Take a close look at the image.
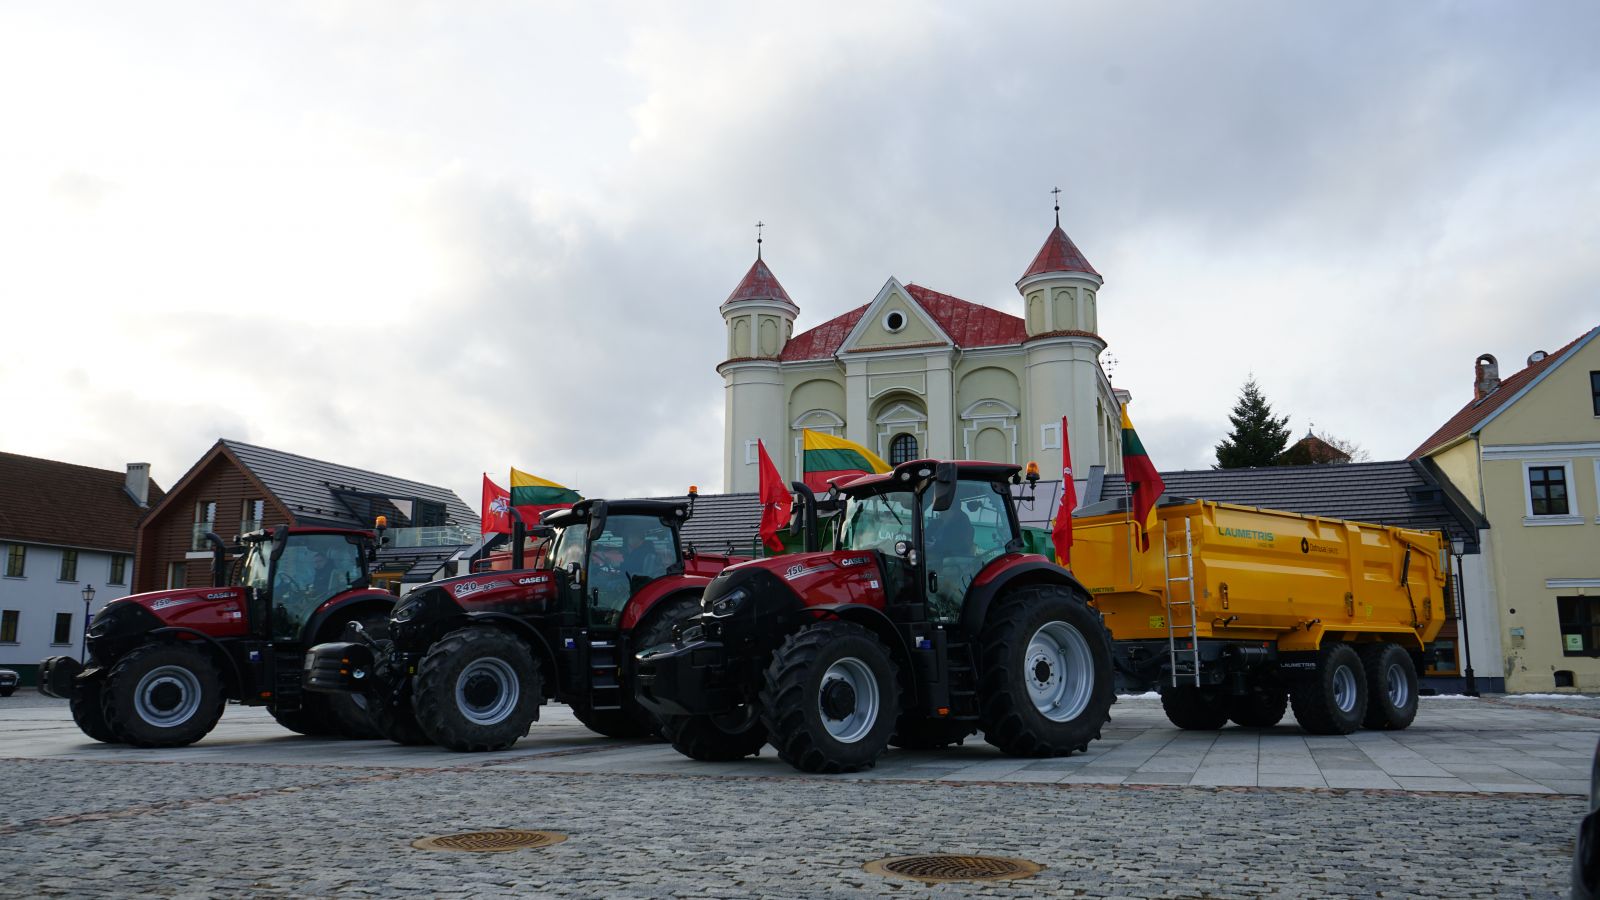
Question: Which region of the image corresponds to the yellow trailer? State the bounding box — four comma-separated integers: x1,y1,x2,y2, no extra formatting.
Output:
1071,498,1448,735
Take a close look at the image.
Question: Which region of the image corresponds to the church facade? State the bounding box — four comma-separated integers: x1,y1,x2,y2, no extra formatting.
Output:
719,219,1127,493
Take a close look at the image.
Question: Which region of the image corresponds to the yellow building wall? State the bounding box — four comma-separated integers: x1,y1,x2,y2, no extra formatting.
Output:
1431,440,1483,513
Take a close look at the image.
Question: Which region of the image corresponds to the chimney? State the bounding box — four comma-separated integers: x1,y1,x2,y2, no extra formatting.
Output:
125,463,151,508
1473,354,1500,402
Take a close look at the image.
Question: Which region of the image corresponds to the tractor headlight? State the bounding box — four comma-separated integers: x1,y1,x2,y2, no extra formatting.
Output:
706,588,748,617
391,597,423,624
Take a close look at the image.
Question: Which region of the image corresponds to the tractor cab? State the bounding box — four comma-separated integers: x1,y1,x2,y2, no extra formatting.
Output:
542,499,688,629
236,526,376,642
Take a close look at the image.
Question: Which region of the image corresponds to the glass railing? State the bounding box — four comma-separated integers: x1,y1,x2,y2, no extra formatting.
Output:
384,525,475,548
190,523,218,552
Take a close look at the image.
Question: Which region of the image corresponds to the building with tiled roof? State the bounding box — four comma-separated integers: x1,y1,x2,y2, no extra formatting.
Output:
0,452,165,685
719,213,1127,492
1408,325,1600,694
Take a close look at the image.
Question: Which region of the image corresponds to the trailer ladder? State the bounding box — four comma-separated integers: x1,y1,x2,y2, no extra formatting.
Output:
1162,518,1201,687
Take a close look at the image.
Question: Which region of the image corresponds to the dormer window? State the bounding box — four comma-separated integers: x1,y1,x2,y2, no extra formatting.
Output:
883,311,906,333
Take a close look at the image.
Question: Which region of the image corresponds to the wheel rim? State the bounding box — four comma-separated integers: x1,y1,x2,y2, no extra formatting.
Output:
1332,664,1358,713
817,657,879,744
1386,662,1409,708
134,665,202,728
1025,621,1095,722
455,657,519,726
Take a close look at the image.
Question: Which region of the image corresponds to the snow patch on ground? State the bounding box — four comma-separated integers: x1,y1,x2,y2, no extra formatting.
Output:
1119,691,1162,700
1513,693,1600,701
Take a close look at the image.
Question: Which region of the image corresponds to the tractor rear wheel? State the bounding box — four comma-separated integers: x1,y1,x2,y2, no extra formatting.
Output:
628,593,713,742
321,612,391,740
1361,643,1419,730
890,715,977,750
1160,685,1230,730
571,704,651,739
101,643,226,747
70,676,118,743
1290,642,1368,735
661,706,768,761
978,585,1114,757
760,621,900,773
1229,683,1288,728
269,697,340,737
414,626,542,752
369,694,431,745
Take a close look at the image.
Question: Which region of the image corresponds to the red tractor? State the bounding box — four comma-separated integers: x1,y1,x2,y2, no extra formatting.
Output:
305,494,740,751
39,525,396,747
636,459,1117,774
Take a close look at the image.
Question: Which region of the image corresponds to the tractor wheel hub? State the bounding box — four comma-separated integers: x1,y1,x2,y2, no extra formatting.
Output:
820,678,858,720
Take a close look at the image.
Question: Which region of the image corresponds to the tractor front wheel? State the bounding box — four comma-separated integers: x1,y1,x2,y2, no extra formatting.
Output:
414,626,542,752
101,643,226,747
978,586,1114,757
760,621,900,773
661,706,768,761
70,676,118,743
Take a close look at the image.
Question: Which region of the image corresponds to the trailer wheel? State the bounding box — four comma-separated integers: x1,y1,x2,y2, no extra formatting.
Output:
1160,685,1230,730
101,643,226,747
890,715,977,750
978,585,1114,757
70,676,118,743
760,621,900,773
1229,684,1288,728
661,706,768,761
1289,642,1368,735
414,626,542,752
1361,643,1419,730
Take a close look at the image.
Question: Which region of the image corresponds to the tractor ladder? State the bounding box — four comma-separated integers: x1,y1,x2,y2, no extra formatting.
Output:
1162,517,1201,687
586,638,623,711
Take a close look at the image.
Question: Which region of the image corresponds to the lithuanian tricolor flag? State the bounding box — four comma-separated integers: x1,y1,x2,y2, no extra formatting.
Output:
509,468,582,523
1119,406,1165,551
801,430,891,492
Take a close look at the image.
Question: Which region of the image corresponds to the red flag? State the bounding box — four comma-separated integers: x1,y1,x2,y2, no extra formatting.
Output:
756,440,792,553
1051,416,1076,566
481,474,512,536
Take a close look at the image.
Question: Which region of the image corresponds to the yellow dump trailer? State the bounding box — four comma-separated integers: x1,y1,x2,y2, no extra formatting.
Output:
1072,499,1448,735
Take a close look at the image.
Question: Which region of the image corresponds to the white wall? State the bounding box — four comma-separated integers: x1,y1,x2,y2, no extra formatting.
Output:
0,541,133,678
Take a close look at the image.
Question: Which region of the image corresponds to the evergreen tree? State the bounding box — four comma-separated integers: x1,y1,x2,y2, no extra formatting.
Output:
1215,377,1292,468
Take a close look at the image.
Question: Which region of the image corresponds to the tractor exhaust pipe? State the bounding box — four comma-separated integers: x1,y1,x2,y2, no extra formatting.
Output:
790,482,820,552
204,531,228,587
508,507,527,570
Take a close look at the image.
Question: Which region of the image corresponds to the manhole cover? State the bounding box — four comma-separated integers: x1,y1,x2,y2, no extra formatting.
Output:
864,854,1043,883
411,830,568,852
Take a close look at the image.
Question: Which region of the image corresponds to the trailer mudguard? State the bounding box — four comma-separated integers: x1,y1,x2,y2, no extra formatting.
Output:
959,555,1094,636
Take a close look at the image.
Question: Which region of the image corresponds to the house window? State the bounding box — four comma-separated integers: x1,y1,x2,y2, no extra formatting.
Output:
1558,596,1600,657
1527,465,1570,517
4,545,23,578
889,433,919,465
167,562,187,589
59,549,78,582
53,612,72,645
241,499,265,535
0,610,17,643
1591,371,1599,416
109,554,127,585
193,500,218,551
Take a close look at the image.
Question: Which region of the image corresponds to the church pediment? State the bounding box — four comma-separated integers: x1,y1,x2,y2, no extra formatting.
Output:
836,278,955,356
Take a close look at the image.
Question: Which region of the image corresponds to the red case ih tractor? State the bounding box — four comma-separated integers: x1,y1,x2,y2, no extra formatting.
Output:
305,495,740,751
636,459,1117,774
38,525,396,747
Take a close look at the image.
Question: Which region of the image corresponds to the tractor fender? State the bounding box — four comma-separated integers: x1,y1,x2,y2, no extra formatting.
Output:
148,626,247,699
806,603,919,698
463,611,559,696
619,575,711,631
303,591,398,645
959,556,1094,636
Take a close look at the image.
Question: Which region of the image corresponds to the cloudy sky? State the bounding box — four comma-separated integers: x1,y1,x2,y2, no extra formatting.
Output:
3,1,1597,513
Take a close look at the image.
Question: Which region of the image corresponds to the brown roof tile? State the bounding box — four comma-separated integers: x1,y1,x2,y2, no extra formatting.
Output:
0,452,165,552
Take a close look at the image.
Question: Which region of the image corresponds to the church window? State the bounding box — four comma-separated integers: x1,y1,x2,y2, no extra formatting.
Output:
889,433,919,465
883,311,906,333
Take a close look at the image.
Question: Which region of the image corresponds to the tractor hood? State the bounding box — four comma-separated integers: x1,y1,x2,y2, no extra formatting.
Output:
701,550,886,618
394,569,559,621
88,586,249,645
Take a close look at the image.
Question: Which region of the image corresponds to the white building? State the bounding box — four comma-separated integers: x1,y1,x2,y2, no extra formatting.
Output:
720,215,1127,492
0,453,159,685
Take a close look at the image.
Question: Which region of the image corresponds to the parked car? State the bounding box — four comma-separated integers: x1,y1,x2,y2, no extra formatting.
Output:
0,668,18,697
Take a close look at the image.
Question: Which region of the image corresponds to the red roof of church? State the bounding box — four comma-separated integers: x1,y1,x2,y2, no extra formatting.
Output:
1409,326,1598,458
723,258,794,306
1019,225,1099,282
779,284,1029,361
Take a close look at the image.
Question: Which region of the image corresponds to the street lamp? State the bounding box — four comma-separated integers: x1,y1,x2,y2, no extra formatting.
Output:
80,584,95,664
1449,537,1479,697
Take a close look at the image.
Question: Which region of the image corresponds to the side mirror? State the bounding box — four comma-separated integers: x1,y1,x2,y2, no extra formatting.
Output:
588,501,608,544
930,462,958,513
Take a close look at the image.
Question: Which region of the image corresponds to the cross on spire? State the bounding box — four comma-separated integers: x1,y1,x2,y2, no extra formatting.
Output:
756,220,765,260
1051,187,1061,226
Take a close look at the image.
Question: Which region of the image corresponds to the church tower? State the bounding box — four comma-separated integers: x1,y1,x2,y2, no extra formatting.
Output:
718,243,798,493
1017,205,1113,470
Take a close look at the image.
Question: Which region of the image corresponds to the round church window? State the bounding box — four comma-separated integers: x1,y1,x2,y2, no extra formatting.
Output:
884,311,906,332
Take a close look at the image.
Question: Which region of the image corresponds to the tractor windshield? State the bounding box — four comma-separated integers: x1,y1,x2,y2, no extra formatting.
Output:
838,491,915,554
269,534,364,641
588,514,676,627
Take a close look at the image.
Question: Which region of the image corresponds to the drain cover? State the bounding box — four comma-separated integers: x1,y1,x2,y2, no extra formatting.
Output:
864,854,1043,883
411,830,568,852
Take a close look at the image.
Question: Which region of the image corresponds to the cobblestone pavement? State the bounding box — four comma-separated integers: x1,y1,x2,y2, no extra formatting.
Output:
0,692,1590,897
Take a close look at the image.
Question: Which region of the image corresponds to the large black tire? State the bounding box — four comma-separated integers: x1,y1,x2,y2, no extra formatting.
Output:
101,643,226,748
369,694,431,746
571,703,652,739
414,626,542,752
1361,643,1419,731
660,706,768,761
321,613,391,740
0,687,14,697
1229,683,1288,728
70,677,118,743
268,696,340,737
1290,642,1368,735
1161,684,1231,730
978,585,1115,757
890,715,977,750
760,621,900,774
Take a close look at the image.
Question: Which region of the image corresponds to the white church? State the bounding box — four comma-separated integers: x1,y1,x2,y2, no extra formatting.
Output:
719,214,1128,493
